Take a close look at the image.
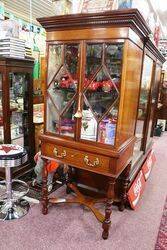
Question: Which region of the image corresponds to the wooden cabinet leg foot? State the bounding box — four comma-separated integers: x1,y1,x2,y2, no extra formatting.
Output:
102,179,115,239
118,203,125,212
42,159,49,215
102,199,112,239
66,186,72,194
119,163,131,212
42,204,48,215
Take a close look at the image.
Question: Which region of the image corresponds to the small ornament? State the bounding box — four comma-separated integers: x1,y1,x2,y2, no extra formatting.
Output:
102,80,113,92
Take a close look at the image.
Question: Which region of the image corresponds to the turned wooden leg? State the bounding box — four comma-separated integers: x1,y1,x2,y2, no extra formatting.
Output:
42,159,49,215
102,179,115,240
119,163,131,212
66,165,75,194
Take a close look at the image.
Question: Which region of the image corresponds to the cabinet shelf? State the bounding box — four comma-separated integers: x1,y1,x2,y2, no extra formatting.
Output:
53,87,76,93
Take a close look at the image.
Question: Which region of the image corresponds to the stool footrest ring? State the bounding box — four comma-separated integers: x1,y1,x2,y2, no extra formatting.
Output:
0,179,29,202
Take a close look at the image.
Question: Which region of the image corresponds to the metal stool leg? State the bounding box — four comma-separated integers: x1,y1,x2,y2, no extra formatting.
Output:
0,164,30,221
6,166,12,203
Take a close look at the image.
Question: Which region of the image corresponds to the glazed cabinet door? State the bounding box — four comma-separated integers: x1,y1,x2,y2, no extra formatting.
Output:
80,42,123,146
134,54,154,154
9,72,31,149
149,64,162,137
46,43,80,138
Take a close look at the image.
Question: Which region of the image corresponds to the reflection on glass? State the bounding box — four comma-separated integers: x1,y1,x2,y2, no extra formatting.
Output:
48,66,77,113
84,44,102,87
46,99,59,134
47,99,76,137
98,103,118,145
146,65,161,145
53,66,78,91
48,82,74,113
10,73,29,147
85,68,119,119
65,44,79,80
47,44,63,85
46,43,79,138
134,55,153,154
106,44,123,85
60,101,76,137
0,74,3,143
81,42,122,144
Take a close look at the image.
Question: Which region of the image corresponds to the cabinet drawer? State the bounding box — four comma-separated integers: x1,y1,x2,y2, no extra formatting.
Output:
42,143,111,176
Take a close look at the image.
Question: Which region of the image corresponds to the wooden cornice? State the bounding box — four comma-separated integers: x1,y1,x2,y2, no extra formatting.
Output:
145,40,166,64
37,8,151,39
37,8,165,63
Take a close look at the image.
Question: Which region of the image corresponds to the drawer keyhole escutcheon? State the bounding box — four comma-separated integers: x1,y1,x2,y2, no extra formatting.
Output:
84,155,100,167
53,148,67,159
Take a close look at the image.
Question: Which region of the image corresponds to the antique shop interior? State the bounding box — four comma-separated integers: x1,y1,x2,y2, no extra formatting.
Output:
0,0,167,249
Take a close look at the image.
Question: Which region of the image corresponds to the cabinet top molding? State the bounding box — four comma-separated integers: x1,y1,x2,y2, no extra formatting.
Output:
37,8,151,38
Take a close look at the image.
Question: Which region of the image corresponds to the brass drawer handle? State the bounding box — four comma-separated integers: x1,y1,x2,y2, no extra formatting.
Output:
84,155,100,167
53,148,67,159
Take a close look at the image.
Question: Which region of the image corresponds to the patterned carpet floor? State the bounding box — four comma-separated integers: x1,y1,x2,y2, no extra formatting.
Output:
0,134,167,250
155,196,167,249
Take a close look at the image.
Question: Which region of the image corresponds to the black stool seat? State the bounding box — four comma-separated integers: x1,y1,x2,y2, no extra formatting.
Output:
0,144,27,168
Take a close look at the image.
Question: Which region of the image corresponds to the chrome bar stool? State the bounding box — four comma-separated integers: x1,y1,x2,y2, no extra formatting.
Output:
0,144,29,220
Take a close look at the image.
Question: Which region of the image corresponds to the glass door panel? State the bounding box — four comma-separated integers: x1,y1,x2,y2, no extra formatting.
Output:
81,102,97,142
147,64,161,143
47,44,63,85
9,73,29,147
47,98,59,133
133,55,153,160
0,74,3,143
60,100,76,137
84,44,103,88
98,101,119,145
46,43,79,137
81,43,123,145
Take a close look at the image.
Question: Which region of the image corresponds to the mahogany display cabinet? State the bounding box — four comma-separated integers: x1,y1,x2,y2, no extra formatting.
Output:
0,57,35,179
38,9,165,239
